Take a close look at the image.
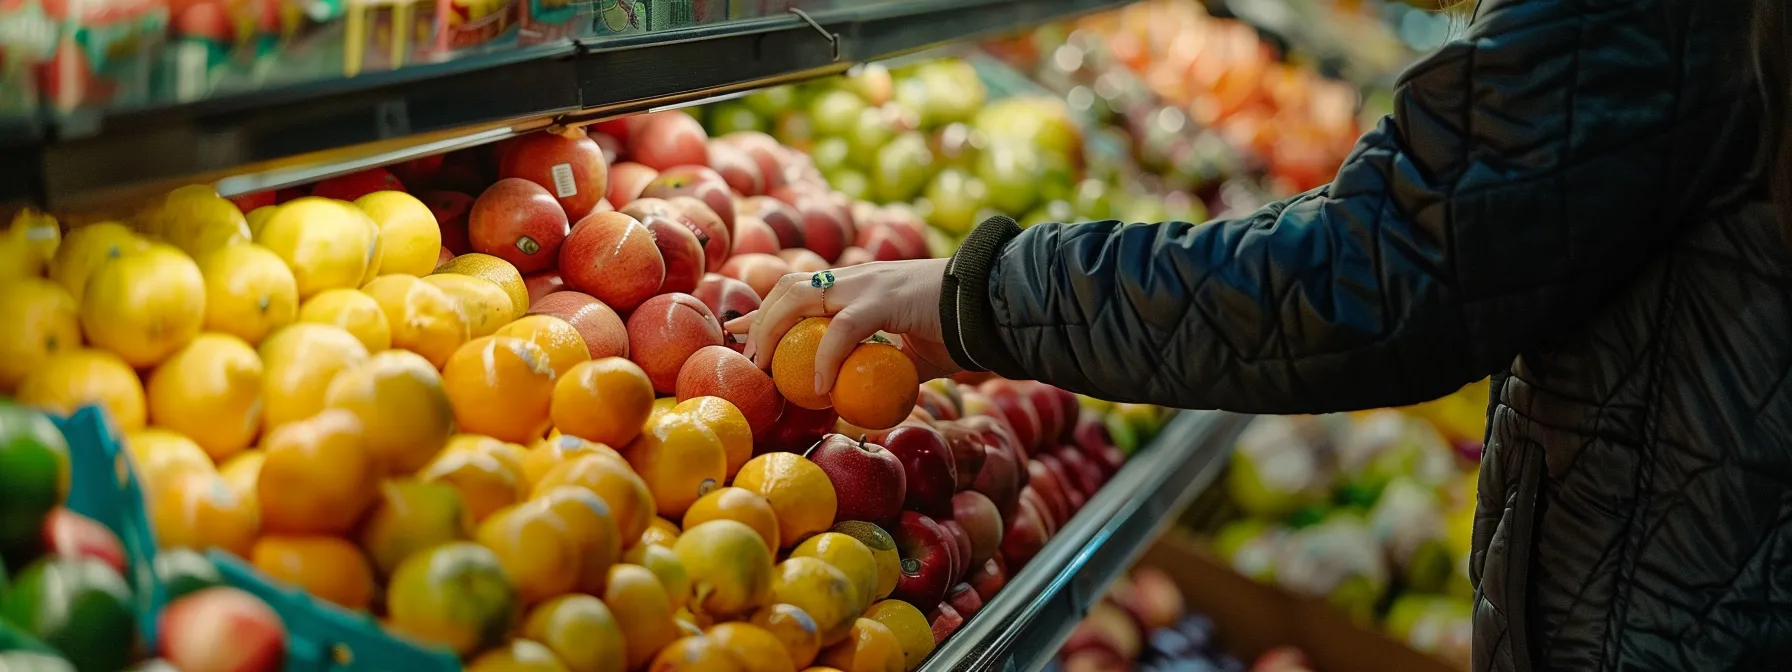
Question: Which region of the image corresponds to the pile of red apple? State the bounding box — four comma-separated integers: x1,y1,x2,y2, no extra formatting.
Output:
793,375,1130,642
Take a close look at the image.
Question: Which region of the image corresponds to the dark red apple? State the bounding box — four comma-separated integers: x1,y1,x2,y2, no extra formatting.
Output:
1054,445,1106,499
807,434,906,527
627,293,724,394
950,490,1003,568
425,190,475,256
758,403,838,455
1001,496,1051,569
732,215,781,256
640,213,705,295
970,427,1022,520
1019,382,1067,449
605,161,658,209
836,246,874,267
777,248,829,273
708,140,765,196
523,272,565,305
641,165,735,233
630,111,709,171
498,128,609,219
1073,410,1123,477
560,211,664,312
741,195,804,249
978,381,1042,455
310,166,403,201
891,511,954,609
1019,487,1059,536
880,207,929,259
927,603,965,644
1035,454,1083,512
945,582,983,619
226,190,275,213
717,131,789,193
917,387,958,424
41,508,126,574
940,519,970,580
470,178,570,274
692,273,762,335
932,421,986,491
794,193,852,262
968,558,1007,602
1051,387,1080,443
720,252,792,299
881,425,956,519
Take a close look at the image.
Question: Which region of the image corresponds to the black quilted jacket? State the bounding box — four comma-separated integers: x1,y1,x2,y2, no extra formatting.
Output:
940,0,1791,669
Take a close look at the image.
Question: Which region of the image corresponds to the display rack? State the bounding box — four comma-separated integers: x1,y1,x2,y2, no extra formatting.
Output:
923,410,1254,672
0,0,1128,211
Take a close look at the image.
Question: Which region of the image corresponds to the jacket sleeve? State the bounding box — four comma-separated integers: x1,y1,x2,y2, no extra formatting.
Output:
939,0,1759,413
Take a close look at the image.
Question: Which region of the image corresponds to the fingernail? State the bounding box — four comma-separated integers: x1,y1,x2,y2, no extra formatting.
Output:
813,372,825,396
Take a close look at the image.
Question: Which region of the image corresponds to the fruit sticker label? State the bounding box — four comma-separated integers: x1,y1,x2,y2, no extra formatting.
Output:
551,163,578,198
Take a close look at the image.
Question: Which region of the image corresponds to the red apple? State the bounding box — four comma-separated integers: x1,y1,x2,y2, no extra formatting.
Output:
676,345,786,438
693,273,761,332
792,192,852,262
1051,387,1080,443
630,111,709,170
758,403,838,455
1028,458,1076,521
1054,445,1106,499
927,603,965,644
807,433,906,527
932,421,986,492
720,253,792,299
732,215,781,256
1035,454,1083,512
560,211,664,312
1063,602,1143,661
1019,382,1067,449
389,154,444,190
1019,487,1059,536
708,141,765,196
668,197,733,272
640,213,706,295
1073,410,1123,476
523,272,565,305
891,511,954,609
863,227,908,262
778,248,829,273
950,490,1003,568
970,426,1022,520
626,292,723,394
593,118,631,149
880,207,929,259
1001,496,1050,569
590,132,622,165
978,381,1042,456
424,190,475,255
940,519,970,580
741,195,804,249
641,165,736,233
310,167,403,201
41,508,126,574
159,587,288,672
470,178,570,273
717,131,789,192
882,425,956,519
836,246,874,267
499,128,609,219
606,162,658,208
916,387,958,423
527,291,629,358
968,558,1007,602
945,582,983,619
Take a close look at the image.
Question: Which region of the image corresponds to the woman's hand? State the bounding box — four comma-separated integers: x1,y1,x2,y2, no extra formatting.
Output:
724,258,962,396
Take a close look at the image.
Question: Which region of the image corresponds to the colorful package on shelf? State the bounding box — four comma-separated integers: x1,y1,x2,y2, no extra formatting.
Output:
432,0,517,55
30,0,170,112
342,0,433,75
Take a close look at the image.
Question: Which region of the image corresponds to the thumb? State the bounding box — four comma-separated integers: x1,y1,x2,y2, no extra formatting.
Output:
812,308,882,396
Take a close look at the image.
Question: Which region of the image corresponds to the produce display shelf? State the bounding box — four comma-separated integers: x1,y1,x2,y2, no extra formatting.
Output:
923,410,1254,672
2,0,1130,212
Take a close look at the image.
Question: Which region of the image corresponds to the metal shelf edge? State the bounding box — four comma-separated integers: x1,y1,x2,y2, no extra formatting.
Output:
921,410,1254,672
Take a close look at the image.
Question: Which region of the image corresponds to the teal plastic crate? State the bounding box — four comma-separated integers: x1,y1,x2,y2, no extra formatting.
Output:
54,405,460,672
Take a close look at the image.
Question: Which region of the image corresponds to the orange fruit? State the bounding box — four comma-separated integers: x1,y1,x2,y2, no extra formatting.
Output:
80,243,206,368
199,238,296,347
683,487,779,555
323,349,455,474
435,252,530,318
359,479,473,578
258,323,370,432
750,605,823,670
645,396,679,428
771,317,832,411
533,453,654,544
522,594,626,672
828,343,917,431
475,497,583,604
125,428,215,493
419,434,527,523
535,485,623,594
626,413,727,518
672,397,753,479
650,635,747,672
552,358,654,448
497,315,591,376
18,349,146,430
251,535,377,610
639,543,691,611
444,336,558,444
732,453,838,549
624,516,683,564
149,469,257,558
789,533,879,615
257,409,379,535
816,618,902,672
861,601,933,670
0,278,81,392
145,333,263,462
673,520,775,621
387,541,517,656
360,274,469,369
771,558,860,646
604,563,679,671
706,622,797,672
217,449,263,501
522,434,621,493
466,640,570,672
297,288,391,353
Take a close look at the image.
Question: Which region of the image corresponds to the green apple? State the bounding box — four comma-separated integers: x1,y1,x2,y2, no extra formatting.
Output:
1072,178,1114,221
810,136,851,176
843,63,894,106
871,131,933,204
1021,200,1076,228
808,89,867,138
827,169,871,202
845,107,897,170
975,142,1041,215
923,167,989,235
706,100,764,136
924,226,961,259
743,85,799,118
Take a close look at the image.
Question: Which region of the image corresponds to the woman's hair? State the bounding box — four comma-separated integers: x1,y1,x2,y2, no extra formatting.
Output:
1755,0,1792,244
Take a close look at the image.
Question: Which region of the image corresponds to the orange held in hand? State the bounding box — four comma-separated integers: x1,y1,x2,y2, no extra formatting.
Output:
551,357,655,447
829,342,917,431
257,409,379,535
772,317,833,411
251,535,377,610
444,335,559,444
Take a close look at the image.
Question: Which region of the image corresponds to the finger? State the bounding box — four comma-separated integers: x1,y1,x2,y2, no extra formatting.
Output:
749,275,827,370
724,311,758,334
813,308,883,396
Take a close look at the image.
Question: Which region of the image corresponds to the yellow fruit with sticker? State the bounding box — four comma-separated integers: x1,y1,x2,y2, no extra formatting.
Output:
0,278,81,391
257,323,369,432
360,274,470,369
18,349,146,430
51,222,147,302
323,349,455,473
256,197,375,298
80,243,206,368
200,243,298,346
426,273,515,336
0,208,61,282
626,412,727,519
355,191,441,277
298,288,391,353
145,333,263,462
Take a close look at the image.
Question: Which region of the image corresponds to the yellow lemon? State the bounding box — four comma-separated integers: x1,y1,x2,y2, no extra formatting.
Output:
827,522,899,602
257,323,370,432
424,273,514,337
0,208,61,282
355,191,441,277
18,349,146,430
355,208,385,286
146,333,264,462
361,274,470,369
123,427,215,493
522,594,627,672
218,449,264,500
164,195,250,259
80,243,206,368
246,205,278,239
0,278,81,391
51,222,147,302
298,288,392,353
200,243,298,346
673,519,775,622
625,412,727,519
861,601,934,670
434,252,528,316
790,533,879,617
771,557,860,646
256,197,374,298
323,349,455,474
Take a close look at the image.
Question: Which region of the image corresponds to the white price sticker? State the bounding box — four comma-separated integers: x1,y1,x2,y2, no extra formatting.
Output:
551,163,578,198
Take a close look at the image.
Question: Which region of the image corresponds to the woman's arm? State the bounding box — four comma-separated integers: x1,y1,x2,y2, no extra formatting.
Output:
942,0,1759,413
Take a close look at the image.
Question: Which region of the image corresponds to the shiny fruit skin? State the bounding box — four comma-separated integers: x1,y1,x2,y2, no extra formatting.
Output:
674,345,784,440
671,396,754,479
256,197,375,298
628,293,724,395
772,557,861,646
355,191,443,277
551,357,654,448
605,563,680,671
475,498,583,605
419,435,527,523
522,594,626,672
250,535,377,610
626,412,727,518
297,288,391,353
827,522,899,602
528,291,629,359
425,272,517,337
707,622,797,672
125,427,214,491
497,314,591,377
80,243,206,368
683,487,780,555
533,453,655,544
771,318,832,410
18,349,146,430
443,336,559,444
360,274,469,369
323,349,454,474
386,542,518,656
749,604,822,670
257,323,369,432
861,600,934,670
150,470,257,558
434,252,532,319
535,485,623,594
0,279,81,392
650,635,748,672
51,222,146,303
521,434,621,493
817,618,903,672
467,639,572,672
732,453,838,550
673,520,776,621
198,243,298,346
559,212,664,313
790,533,879,616
146,333,263,462
256,409,379,535
830,344,918,431
500,129,611,222
358,478,472,578
157,586,287,672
